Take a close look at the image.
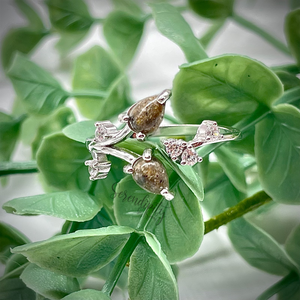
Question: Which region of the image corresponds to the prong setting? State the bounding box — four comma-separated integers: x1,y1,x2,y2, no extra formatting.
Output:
156,89,172,104
118,112,129,123
123,165,133,174
142,149,152,162
161,188,174,201
136,132,146,141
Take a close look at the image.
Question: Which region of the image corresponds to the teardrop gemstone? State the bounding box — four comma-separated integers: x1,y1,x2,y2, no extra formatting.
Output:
132,157,169,194
127,95,165,135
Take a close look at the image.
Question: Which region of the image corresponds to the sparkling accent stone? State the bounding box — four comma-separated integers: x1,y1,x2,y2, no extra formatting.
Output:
164,139,186,160
181,148,202,166
85,152,111,180
127,95,165,135
195,120,221,142
132,157,169,194
94,121,118,142
95,124,107,142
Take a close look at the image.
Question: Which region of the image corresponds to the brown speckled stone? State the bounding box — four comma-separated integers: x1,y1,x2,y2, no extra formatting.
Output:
128,95,165,134
132,157,169,194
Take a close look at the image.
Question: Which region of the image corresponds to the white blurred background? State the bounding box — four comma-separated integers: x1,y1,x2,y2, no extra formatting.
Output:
1,0,300,299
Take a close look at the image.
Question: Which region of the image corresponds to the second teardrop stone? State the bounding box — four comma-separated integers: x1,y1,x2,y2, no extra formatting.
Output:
128,95,165,135
132,157,169,195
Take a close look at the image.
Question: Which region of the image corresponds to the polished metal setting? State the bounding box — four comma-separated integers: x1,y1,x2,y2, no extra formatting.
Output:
85,89,240,200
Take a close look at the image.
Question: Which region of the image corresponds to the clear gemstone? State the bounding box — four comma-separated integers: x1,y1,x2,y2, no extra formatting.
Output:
88,165,98,177
164,139,186,160
95,124,107,142
195,120,220,141
181,148,200,166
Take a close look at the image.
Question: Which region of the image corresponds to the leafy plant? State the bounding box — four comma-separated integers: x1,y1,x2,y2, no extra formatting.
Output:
1,0,300,299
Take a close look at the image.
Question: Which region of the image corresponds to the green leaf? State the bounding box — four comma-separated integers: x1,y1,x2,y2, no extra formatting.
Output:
55,30,89,56
276,71,300,91
36,133,90,191
285,224,300,270
97,75,132,120
114,175,204,263
149,2,208,62
20,116,44,145
0,277,36,300
64,207,114,234
72,45,120,119
31,106,76,157
227,127,255,155
255,104,300,204
93,156,126,209
62,120,95,143
257,271,300,300
129,234,178,300
7,54,69,115
228,217,296,276
290,0,300,9
285,9,300,67
46,0,94,32
214,147,247,192
172,55,283,124
92,258,128,290
202,163,245,216
0,222,30,263
21,264,80,300
112,0,144,18
15,0,45,30
199,19,226,49
103,10,144,67
3,190,102,222
188,0,234,19
0,112,23,162
5,253,28,274
1,28,45,69
12,226,134,277
277,273,300,300
61,289,111,300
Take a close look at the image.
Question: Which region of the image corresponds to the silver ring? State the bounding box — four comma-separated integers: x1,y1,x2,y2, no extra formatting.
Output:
85,91,240,199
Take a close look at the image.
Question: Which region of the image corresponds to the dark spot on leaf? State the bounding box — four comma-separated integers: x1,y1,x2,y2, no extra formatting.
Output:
57,256,60,259
248,75,250,77
215,64,218,67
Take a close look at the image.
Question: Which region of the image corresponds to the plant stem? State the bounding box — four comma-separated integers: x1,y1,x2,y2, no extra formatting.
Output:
256,271,298,300
102,232,141,295
204,190,272,234
231,13,291,56
0,161,38,177
87,180,97,195
69,90,109,99
199,19,226,49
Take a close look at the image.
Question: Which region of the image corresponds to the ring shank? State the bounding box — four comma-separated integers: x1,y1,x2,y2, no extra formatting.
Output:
150,125,241,141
